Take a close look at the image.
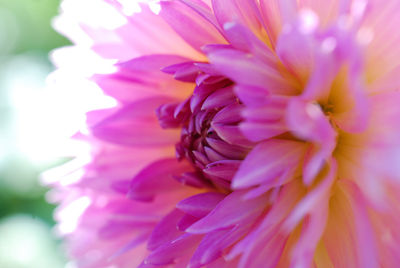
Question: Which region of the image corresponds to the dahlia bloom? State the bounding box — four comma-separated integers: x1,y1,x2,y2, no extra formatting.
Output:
45,0,400,267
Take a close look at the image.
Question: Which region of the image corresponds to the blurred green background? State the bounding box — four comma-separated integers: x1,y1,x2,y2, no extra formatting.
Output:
0,0,70,267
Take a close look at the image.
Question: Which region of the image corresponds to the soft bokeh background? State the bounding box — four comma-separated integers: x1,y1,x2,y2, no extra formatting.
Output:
0,0,70,267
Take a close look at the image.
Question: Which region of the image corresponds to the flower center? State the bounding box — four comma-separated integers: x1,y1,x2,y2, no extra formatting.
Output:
157,80,251,189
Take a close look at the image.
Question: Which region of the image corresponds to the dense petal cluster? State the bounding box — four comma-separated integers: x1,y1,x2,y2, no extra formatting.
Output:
46,0,400,267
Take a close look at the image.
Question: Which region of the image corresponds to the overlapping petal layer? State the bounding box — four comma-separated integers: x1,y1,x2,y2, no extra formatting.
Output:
47,0,400,267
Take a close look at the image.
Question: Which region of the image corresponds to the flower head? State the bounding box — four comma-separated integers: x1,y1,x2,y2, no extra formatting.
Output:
46,0,400,267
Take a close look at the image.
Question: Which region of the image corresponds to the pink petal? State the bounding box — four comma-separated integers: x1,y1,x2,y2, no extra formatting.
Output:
238,231,287,268
338,180,379,268
201,86,236,110
177,214,200,231
128,158,191,202
176,192,226,218
228,180,305,267
239,121,287,142
189,225,249,267
203,160,242,181
259,0,284,46
203,146,226,162
174,171,213,188
212,0,261,32
179,0,222,33
234,84,270,107
290,197,329,268
241,96,288,121
205,138,248,159
207,48,296,95
162,61,200,82
283,158,336,231
222,22,275,64
95,54,190,103
232,139,307,189
186,190,268,234
55,1,202,61
145,234,202,265
147,209,185,251
322,178,378,267
275,10,317,84
212,103,242,125
286,98,337,184
212,124,254,147
160,0,226,52
91,97,181,147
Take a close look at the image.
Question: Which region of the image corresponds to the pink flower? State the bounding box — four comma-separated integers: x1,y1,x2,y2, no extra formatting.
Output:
46,0,400,267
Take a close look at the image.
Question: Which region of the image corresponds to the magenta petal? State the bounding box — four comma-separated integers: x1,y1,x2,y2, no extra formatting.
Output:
147,209,185,251
238,231,287,268
241,96,288,120
190,84,217,112
302,144,331,185
145,234,201,265
98,219,150,240
160,0,225,52
162,61,200,82
234,84,270,107
212,123,254,147
286,98,337,183
222,22,275,64
284,158,337,231
232,139,307,189
286,98,335,142
189,225,249,267
49,0,400,266
156,102,187,129
189,230,227,267
128,158,191,201
109,232,152,261
239,121,287,142
177,192,226,218
212,0,261,31
91,97,180,147
203,146,226,162
243,184,277,200
174,172,212,188
238,92,289,141
290,199,329,268
275,12,316,83
179,0,223,33
201,86,236,110
177,214,200,231
228,180,304,267
194,61,224,76
138,262,158,268
206,138,248,159
192,150,209,166
339,180,379,268
258,0,284,46
186,190,268,234
118,54,189,73
212,103,242,125
207,48,295,94
95,54,189,103
203,160,242,181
